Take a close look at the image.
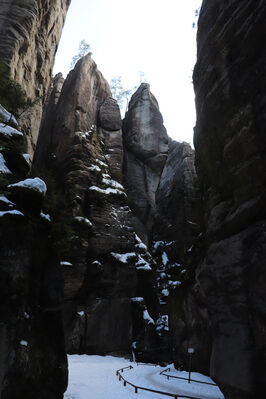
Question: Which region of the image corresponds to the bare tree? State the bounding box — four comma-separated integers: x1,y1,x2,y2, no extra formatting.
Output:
70,40,92,69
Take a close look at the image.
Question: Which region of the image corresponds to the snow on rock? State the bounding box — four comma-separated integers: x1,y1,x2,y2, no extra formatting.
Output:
40,212,51,222
0,153,12,174
88,165,101,172
156,315,169,333
143,309,155,325
74,216,92,227
77,311,84,317
92,260,102,267
0,104,18,125
89,185,126,197
60,261,73,266
0,123,23,137
102,177,124,190
135,242,147,251
96,158,108,168
8,177,47,195
20,340,28,347
130,297,144,303
111,252,136,264
0,210,24,217
136,256,152,271
24,312,30,319
162,252,169,266
0,195,15,208
161,288,169,297
187,245,194,253
169,280,181,288
153,240,164,249
22,154,31,164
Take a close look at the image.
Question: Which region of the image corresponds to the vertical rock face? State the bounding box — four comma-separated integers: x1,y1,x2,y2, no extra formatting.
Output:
153,140,210,373
0,115,67,399
0,0,71,155
194,1,266,397
123,83,169,243
34,56,154,356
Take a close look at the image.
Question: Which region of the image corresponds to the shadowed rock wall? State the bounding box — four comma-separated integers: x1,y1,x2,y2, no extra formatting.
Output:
0,0,71,156
194,1,266,397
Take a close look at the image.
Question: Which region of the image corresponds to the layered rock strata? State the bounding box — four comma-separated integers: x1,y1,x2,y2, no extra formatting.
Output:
0,0,71,156
194,1,266,397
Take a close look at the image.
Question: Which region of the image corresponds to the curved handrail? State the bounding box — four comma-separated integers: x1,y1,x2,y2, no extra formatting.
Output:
160,368,217,387
116,365,203,399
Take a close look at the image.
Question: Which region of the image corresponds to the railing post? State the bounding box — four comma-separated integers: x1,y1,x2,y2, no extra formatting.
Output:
119,375,121,381
124,381,126,387
135,386,138,393
167,375,169,380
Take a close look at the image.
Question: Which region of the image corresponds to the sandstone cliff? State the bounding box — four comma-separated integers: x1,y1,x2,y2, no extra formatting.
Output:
33,56,161,358
0,0,71,156
194,1,266,397
123,83,169,244
0,112,67,399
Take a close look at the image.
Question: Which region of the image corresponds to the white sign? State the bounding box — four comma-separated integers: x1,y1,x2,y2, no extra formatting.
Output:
188,348,194,354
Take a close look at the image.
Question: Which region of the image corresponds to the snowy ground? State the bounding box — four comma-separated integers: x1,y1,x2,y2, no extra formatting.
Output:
65,355,224,399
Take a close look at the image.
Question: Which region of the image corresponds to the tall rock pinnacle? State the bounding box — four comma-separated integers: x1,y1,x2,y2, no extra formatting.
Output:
123,83,169,243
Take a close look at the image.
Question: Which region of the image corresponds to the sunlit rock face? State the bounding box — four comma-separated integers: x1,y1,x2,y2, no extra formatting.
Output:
0,0,71,156
194,1,266,397
123,83,169,242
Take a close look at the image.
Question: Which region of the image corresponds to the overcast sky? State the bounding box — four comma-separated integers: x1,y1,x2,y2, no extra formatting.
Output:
53,0,202,145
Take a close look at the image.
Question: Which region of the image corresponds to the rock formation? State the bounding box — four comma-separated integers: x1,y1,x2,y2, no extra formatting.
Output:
123,83,169,244
193,1,266,397
0,0,71,156
33,56,161,359
152,140,210,373
0,115,67,399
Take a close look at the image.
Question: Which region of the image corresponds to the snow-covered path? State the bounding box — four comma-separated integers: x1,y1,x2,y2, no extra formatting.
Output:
64,355,224,399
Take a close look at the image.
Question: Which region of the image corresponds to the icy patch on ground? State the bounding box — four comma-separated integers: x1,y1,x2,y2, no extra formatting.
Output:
65,355,224,399
8,177,47,195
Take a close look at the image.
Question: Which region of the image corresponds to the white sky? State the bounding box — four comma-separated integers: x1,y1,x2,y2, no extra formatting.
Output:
53,0,202,145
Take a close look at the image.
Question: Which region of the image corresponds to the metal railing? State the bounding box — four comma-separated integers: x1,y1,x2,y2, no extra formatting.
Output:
116,365,203,399
160,368,217,387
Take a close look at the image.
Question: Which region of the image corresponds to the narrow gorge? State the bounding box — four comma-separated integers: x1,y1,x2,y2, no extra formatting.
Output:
0,1,265,399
